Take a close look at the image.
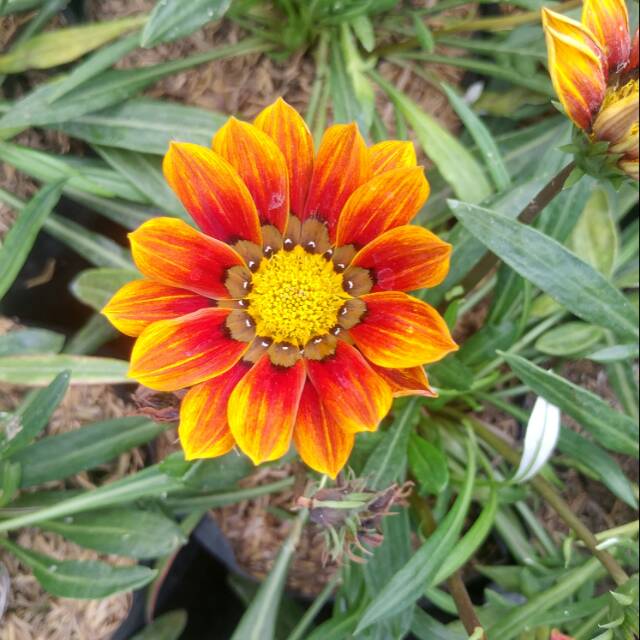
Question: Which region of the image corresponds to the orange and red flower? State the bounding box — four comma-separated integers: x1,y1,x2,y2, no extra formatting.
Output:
103,99,456,477
542,0,639,179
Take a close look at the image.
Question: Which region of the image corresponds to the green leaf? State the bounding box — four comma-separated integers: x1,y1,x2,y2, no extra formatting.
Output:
0,370,69,458
0,354,129,386
412,13,435,53
41,508,186,558
458,322,518,366
569,187,618,277
373,72,491,204
411,608,466,640
502,352,639,457
407,433,449,496
535,322,605,356
441,82,510,191
52,99,226,155
0,180,64,300
351,14,375,52
12,416,166,487
0,328,64,356
71,268,137,311
0,17,145,73
130,611,188,640
586,343,640,363
0,538,155,599
356,434,476,632
141,0,231,47
449,200,639,342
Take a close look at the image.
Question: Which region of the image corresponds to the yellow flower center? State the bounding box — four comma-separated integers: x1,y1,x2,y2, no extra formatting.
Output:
246,245,350,346
601,79,639,111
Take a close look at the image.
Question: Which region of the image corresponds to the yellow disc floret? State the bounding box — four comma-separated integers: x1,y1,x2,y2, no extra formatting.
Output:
246,245,350,346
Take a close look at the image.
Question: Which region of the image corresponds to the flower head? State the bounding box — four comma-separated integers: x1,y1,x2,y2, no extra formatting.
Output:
542,0,639,179
103,99,457,478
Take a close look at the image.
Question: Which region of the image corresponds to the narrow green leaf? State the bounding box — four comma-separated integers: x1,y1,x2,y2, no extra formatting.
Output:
408,433,449,496
0,0,47,16
356,435,476,632
0,328,64,356
411,608,466,640
0,180,63,300
412,13,435,53
587,343,640,363
502,352,638,457
0,354,129,386
441,82,510,191
0,370,69,458
0,16,145,73
449,200,638,341
0,538,155,599
374,72,491,203
71,268,137,312
130,611,188,640
41,508,186,558
535,322,604,356
351,14,375,51
12,416,165,487
141,0,231,47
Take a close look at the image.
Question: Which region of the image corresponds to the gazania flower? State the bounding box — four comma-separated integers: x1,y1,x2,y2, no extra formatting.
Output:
103,98,457,478
542,0,639,180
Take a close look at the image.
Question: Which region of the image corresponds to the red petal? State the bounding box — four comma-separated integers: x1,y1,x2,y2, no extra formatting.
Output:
129,308,248,391
213,117,289,233
163,142,261,244
179,362,250,459
294,381,354,478
335,168,430,248
306,341,392,433
254,98,314,218
129,217,244,298
351,225,451,292
370,363,437,398
628,28,639,70
302,123,370,240
582,0,630,72
350,292,458,368
228,355,305,464
369,140,417,174
103,279,210,337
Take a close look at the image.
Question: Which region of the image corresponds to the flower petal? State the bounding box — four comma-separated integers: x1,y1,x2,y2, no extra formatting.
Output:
542,8,606,130
103,279,210,337
306,341,392,433
129,308,248,391
369,140,417,174
351,225,451,292
628,28,639,70
228,355,305,464
350,292,458,368
254,98,314,217
129,217,244,299
370,363,437,398
303,123,370,239
294,381,354,478
179,361,250,460
163,142,261,244
212,117,289,233
335,168,430,248
582,0,630,72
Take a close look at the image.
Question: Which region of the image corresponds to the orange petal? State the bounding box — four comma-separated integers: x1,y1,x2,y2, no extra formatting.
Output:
302,123,370,240
350,292,458,368
163,142,261,244
178,361,250,460
582,0,630,72
228,355,305,465
129,217,244,299
335,167,430,248
254,98,314,218
129,308,248,391
370,363,437,398
369,140,417,174
213,117,289,233
351,225,451,292
103,280,210,337
306,341,392,433
293,381,354,478
627,28,639,70
542,8,606,130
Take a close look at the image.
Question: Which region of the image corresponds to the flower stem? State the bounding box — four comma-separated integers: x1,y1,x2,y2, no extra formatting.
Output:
461,160,576,294
458,413,630,587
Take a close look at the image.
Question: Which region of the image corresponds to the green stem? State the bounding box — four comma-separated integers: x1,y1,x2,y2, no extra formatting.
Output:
286,572,341,640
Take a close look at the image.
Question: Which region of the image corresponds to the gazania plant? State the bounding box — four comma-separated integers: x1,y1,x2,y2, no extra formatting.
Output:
103,99,457,478
0,1,637,639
